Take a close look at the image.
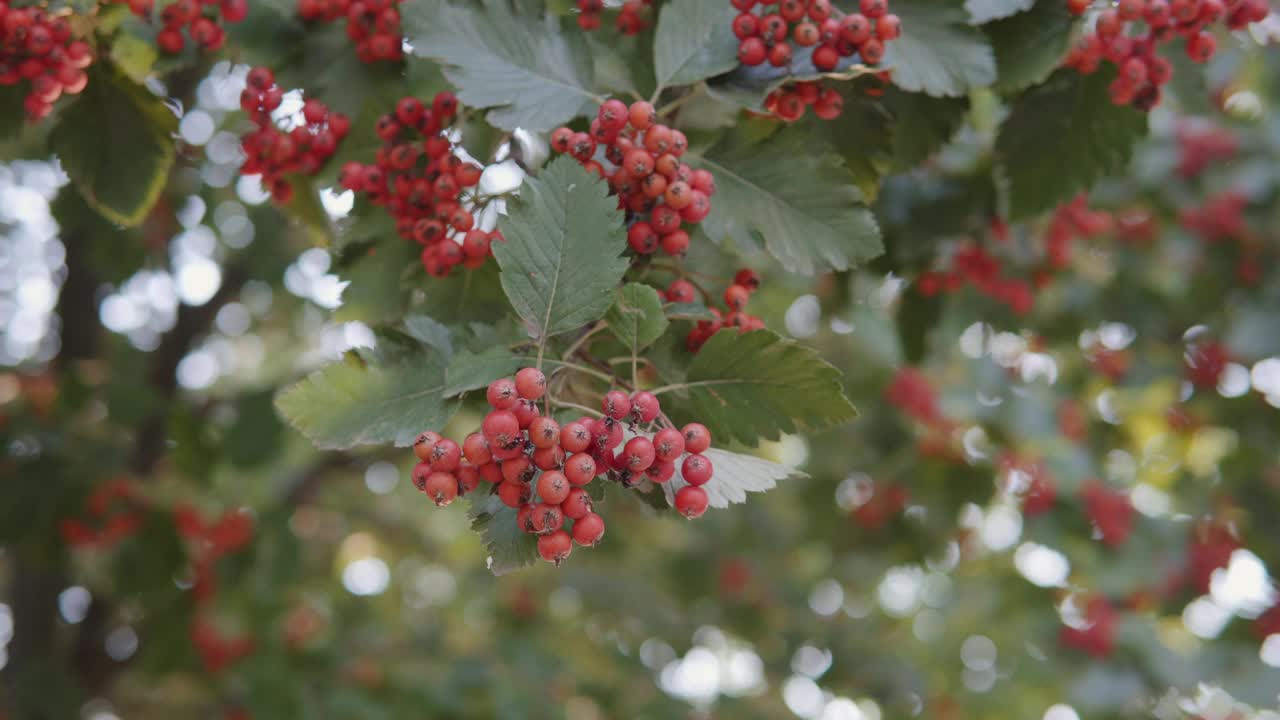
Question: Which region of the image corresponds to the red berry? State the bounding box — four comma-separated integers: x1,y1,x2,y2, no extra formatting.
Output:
528,416,561,449
733,13,759,39
562,487,593,519
768,41,794,67
629,100,656,130
667,279,697,303
598,98,629,130
1187,31,1216,63
491,479,527,507
631,391,661,422
572,513,605,546
653,427,686,462
560,422,592,453
738,37,767,65
413,430,442,461
423,471,458,506
501,456,536,485
429,438,461,472
411,461,432,491
565,453,598,486
535,470,570,505
622,436,657,472
531,503,564,534
876,14,901,40
660,229,690,256
675,485,709,518
487,378,518,409
724,284,750,311
645,460,676,483
482,410,521,448
602,390,632,419
513,398,540,428
537,530,572,564
533,445,565,471
682,453,714,486
628,222,659,254
681,423,711,453
515,367,546,400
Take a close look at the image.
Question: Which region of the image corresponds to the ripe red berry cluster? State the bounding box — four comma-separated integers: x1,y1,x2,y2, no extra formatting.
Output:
1045,194,1114,268
1179,190,1248,244
1175,119,1237,177
410,368,717,565
551,100,717,259
764,80,844,121
575,0,654,34
174,504,256,603
337,93,495,278
1059,594,1118,658
998,452,1057,516
732,0,900,71
917,244,1035,316
0,4,92,123
885,367,949,429
58,477,145,548
849,481,907,530
1063,0,1267,111
114,0,248,54
237,67,351,204
297,0,405,63
1184,338,1230,388
1081,479,1134,547
1183,521,1240,594
667,268,766,353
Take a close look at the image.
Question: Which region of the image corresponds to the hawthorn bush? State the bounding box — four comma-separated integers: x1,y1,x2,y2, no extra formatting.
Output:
2,0,1280,717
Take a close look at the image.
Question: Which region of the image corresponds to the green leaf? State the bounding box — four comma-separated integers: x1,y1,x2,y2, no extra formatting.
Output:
275,349,455,450
964,0,1034,23
493,156,629,340
403,315,454,357
0,84,26,143
995,68,1148,219
403,0,598,130
606,283,669,354
821,93,894,200
985,0,1076,93
882,89,970,171
692,127,883,274
467,492,537,575
49,66,177,226
652,0,739,91
661,447,807,508
444,346,523,397
665,302,716,321
333,237,416,324
665,329,857,445
883,0,996,97
109,32,159,83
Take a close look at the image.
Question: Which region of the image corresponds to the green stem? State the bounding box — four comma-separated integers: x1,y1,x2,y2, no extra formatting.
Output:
551,398,604,418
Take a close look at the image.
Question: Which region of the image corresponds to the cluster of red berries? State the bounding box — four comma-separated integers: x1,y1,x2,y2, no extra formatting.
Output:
764,80,844,121
238,67,351,204
1179,190,1248,244
551,100,716,259
1045,194,1114,268
1081,479,1134,547
337,93,495,278
115,0,248,54
849,481,908,530
666,268,766,352
0,4,92,122
1060,594,1119,658
1063,0,1268,111
191,616,255,674
410,368,717,564
1181,520,1240,594
1175,119,1237,177
917,243,1035,316
59,478,145,548
885,367,948,429
732,0,900,70
1184,338,1230,388
574,0,654,34
998,452,1058,517
174,504,255,603
297,0,405,63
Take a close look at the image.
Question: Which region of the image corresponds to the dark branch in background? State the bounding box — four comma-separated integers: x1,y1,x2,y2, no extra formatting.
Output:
130,263,249,475
281,453,358,507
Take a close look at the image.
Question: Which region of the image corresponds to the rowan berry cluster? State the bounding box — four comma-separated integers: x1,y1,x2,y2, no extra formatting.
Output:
1175,119,1237,177
1059,594,1118,658
115,0,248,54
848,481,907,530
297,0,405,63
575,0,654,34
1045,194,1114,268
732,0,900,71
885,367,947,429
58,478,145,548
764,80,844,121
410,368,717,565
1081,479,1133,547
998,453,1057,516
1184,338,1229,388
0,4,92,122
1183,521,1240,594
238,67,351,204
551,100,716,259
917,244,1035,316
1063,0,1268,111
666,268,766,353
337,93,496,278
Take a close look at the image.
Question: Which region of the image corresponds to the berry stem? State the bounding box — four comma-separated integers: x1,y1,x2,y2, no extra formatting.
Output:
561,321,605,362
540,359,615,385
549,398,605,418
655,83,706,118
